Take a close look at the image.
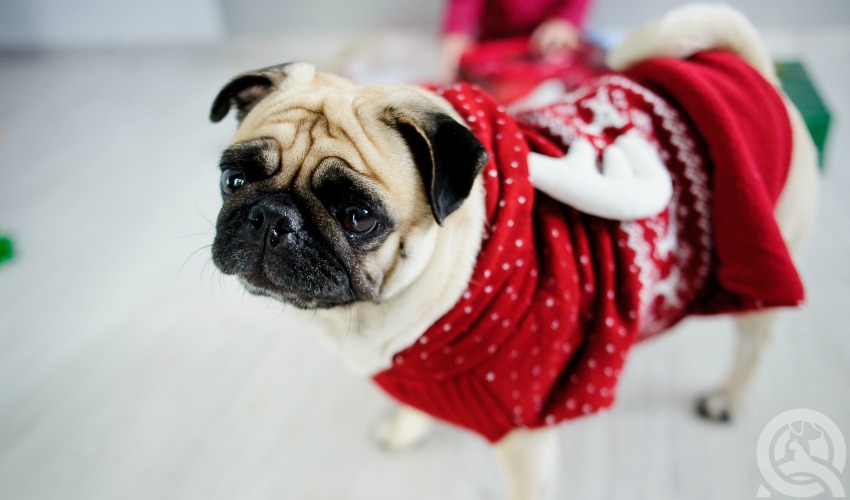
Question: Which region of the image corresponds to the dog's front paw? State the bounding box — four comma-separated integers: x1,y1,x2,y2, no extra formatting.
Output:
372,406,433,451
695,393,734,423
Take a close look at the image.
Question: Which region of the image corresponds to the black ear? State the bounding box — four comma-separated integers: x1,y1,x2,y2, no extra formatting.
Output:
210,63,293,123
395,113,489,225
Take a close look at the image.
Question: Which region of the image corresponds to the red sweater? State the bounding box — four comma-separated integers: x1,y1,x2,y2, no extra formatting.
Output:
443,0,592,40
373,52,801,442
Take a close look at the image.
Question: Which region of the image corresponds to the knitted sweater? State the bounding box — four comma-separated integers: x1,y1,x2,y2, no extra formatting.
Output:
372,51,801,442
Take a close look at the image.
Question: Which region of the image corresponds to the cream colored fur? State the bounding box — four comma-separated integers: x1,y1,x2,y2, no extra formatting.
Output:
311,178,485,374
227,66,487,375
606,3,779,85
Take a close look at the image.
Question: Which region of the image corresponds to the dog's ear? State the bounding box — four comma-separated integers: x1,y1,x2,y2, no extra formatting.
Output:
392,111,488,225
210,62,299,123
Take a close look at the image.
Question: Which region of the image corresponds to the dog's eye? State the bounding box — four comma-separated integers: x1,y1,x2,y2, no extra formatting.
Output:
220,168,246,195
338,206,377,234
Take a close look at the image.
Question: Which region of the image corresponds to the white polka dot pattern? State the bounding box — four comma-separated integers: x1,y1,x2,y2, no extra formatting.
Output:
374,82,645,441
373,57,802,443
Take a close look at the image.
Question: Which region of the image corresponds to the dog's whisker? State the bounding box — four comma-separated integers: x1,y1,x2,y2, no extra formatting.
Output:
342,303,353,350
174,244,213,285
176,231,215,240
218,270,229,296
273,301,288,320
353,289,362,337
194,203,216,230
200,258,214,283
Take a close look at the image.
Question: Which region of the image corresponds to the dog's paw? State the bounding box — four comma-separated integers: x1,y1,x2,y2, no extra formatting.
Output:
695,393,734,423
372,407,433,451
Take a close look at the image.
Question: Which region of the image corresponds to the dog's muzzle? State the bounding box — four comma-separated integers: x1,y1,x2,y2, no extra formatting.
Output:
246,194,305,250
212,193,353,308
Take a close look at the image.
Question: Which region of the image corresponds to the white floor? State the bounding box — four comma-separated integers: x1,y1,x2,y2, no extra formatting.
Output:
1,29,849,500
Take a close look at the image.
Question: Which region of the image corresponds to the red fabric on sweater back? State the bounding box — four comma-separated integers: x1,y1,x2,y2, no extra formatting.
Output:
625,51,802,310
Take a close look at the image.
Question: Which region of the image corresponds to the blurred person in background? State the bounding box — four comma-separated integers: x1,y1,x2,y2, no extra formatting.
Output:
440,0,593,81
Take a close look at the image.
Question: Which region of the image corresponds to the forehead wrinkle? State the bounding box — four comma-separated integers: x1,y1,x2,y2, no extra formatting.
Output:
281,117,318,186
324,99,374,151
235,90,320,127
313,102,388,187
236,105,323,185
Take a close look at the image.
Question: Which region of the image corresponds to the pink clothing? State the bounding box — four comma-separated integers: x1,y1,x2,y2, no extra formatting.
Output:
443,0,591,40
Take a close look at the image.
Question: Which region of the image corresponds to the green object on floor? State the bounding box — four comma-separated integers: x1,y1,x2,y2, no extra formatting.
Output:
0,236,13,266
776,61,831,169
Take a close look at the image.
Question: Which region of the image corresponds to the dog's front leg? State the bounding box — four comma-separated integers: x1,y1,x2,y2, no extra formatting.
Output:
372,405,433,451
494,427,560,500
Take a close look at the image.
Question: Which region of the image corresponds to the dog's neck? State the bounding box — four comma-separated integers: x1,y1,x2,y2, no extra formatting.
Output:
310,178,486,375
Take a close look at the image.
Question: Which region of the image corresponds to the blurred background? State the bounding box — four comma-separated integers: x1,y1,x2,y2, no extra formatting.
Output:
0,1,848,499
2,0,849,47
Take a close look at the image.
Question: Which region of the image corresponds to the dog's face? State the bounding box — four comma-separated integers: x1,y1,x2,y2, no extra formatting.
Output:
209,63,488,309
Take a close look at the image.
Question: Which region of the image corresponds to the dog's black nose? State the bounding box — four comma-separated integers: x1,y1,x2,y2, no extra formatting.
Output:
247,195,304,248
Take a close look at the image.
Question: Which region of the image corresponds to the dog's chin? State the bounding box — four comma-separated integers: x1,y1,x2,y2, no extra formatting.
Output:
212,238,360,309
237,271,357,310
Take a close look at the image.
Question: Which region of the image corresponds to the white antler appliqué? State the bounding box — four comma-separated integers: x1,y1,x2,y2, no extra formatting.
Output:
528,130,673,221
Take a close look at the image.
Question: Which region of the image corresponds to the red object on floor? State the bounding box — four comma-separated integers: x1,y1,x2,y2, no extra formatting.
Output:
458,36,607,104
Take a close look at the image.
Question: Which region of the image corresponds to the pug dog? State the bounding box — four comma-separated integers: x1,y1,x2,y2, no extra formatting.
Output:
208,5,818,499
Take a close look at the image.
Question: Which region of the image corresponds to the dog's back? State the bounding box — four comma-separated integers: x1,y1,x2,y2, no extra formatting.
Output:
606,3,818,254
525,4,817,259
607,3,778,84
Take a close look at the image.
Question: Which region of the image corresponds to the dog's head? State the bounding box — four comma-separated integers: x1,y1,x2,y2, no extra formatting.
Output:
209,63,488,309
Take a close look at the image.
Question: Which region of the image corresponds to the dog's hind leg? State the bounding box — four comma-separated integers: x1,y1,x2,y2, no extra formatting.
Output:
696,310,778,422
494,427,559,500
697,95,818,424
372,405,433,451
